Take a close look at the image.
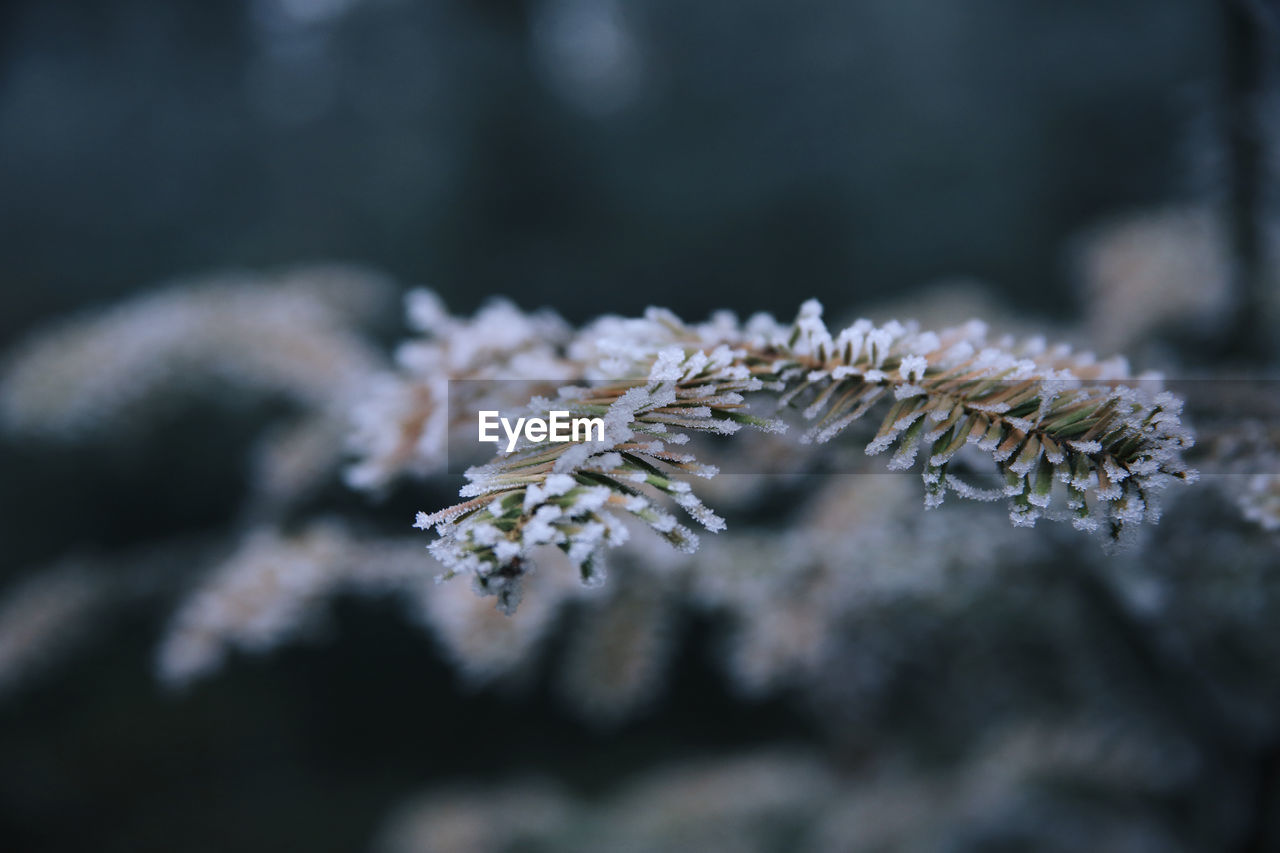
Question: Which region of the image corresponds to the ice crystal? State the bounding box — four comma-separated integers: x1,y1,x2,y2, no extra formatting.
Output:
156,523,352,686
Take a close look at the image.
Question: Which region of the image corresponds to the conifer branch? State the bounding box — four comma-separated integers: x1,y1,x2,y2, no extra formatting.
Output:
410,299,1196,612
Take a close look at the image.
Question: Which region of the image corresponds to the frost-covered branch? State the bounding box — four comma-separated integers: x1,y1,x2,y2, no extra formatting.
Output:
405,298,1196,611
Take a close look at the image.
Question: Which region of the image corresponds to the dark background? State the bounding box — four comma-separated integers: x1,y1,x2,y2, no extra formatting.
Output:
0,1,1243,850
1,0,1221,342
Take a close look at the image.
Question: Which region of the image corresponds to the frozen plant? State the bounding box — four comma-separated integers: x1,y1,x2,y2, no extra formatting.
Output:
344,289,579,491
1239,474,1280,531
397,295,1197,611
0,265,395,512
0,265,391,438
155,522,356,685
154,524,447,687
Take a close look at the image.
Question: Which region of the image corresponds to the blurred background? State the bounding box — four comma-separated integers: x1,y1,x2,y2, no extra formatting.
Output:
1,0,1277,851
1,0,1230,336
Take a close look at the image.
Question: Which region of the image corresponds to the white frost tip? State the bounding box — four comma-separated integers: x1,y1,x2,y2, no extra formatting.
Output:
898,354,928,382
648,347,688,382
544,473,577,496
1010,507,1040,528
